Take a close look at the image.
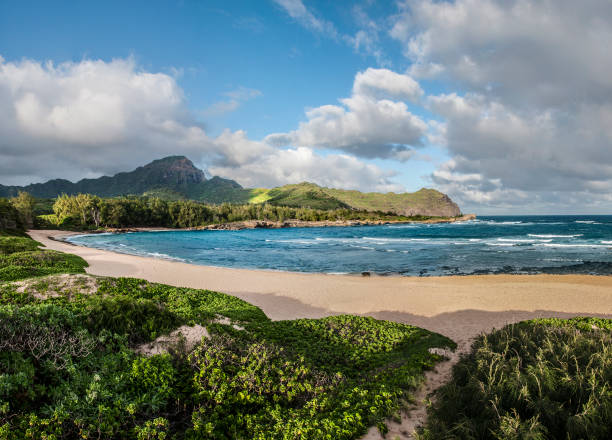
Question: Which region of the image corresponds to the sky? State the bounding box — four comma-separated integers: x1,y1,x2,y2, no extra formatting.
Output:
1,0,612,214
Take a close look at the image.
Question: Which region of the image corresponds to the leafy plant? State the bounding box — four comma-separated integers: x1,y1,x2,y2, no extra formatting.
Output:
418,318,612,440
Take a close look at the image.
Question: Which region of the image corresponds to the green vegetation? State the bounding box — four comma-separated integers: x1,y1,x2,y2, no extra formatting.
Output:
419,318,612,440
0,156,463,217
0,233,455,439
255,183,461,216
0,198,25,236
0,234,88,282
9,191,36,228
46,193,435,229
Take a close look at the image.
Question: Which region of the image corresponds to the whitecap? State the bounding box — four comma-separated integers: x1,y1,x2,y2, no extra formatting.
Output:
528,234,583,238
538,243,610,248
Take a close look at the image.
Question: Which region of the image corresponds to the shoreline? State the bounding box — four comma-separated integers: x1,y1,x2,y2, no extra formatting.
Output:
53,213,477,234
54,227,612,278
28,229,612,439
29,229,612,340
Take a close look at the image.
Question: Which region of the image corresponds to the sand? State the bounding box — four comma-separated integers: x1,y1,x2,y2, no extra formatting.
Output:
28,229,612,438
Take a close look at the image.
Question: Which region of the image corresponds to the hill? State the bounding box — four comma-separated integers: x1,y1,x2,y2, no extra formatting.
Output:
0,156,462,217
256,183,461,217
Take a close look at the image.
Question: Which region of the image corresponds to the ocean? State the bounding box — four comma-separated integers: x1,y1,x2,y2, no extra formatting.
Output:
66,216,612,276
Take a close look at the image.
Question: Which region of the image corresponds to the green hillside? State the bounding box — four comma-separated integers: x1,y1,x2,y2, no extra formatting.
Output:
241,183,461,217
0,156,463,217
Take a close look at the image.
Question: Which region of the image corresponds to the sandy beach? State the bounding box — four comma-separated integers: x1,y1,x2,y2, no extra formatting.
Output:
28,229,612,439
30,229,612,344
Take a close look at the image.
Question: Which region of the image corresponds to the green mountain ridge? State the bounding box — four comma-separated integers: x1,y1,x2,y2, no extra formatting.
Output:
0,156,462,217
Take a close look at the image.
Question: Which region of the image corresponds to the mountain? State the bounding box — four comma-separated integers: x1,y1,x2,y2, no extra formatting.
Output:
0,156,206,199
0,156,462,217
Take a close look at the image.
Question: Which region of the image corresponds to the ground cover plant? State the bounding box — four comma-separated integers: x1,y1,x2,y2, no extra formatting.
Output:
0,235,88,282
0,264,455,439
418,318,612,440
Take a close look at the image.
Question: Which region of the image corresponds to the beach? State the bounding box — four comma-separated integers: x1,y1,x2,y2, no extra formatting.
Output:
28,229,612,439
30,229,612,344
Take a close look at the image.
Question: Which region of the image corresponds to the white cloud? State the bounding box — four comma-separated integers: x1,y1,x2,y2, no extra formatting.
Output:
353,67,422,102
265,68,427,160
272,0,337,37
0,56,405,194
210,146,403,192
389,0,612,211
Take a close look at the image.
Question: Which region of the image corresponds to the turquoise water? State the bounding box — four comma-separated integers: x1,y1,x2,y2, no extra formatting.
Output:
67,216,612,276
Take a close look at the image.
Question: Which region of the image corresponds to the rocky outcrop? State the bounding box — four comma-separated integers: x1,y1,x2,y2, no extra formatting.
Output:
197,215,476,231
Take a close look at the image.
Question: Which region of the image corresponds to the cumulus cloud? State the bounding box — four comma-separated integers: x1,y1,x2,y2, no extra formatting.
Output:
210,146,403,192
353,68,422,102
389,0,612,211
0,56,402,193
0,56,211,184
265,68,427,160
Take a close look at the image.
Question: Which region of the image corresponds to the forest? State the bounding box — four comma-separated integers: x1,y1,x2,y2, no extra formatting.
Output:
6,192,432,230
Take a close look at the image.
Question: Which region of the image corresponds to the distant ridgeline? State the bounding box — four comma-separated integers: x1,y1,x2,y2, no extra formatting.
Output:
0,156,461,217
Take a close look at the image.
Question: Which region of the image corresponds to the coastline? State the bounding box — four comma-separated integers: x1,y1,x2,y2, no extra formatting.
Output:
29,229,612,342
61,214,477,234
28,229,612,439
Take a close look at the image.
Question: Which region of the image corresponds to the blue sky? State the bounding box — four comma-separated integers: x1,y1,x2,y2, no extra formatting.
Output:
1,0,612,214
2,0,397,136
0,0,445,191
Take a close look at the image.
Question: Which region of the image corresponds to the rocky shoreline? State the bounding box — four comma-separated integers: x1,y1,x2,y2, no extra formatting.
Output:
192,214,476,231
73,214,477,234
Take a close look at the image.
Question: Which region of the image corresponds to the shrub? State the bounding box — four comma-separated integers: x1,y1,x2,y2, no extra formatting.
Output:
0,198,24,235
0,275,454,439
418,318,612,440
0,236,41,255
0,249,88,281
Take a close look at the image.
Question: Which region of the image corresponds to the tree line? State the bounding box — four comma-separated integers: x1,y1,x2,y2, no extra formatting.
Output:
35,193,412,229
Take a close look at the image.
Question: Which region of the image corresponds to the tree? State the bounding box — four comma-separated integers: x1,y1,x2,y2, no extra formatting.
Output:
10,191,35,228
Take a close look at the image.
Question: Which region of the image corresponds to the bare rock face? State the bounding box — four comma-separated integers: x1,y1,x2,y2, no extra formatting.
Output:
153,156,206,185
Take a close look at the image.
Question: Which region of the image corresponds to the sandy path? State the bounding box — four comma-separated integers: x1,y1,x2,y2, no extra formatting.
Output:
29,230,612,438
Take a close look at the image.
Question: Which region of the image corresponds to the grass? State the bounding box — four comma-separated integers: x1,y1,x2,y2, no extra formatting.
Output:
418,318,612,440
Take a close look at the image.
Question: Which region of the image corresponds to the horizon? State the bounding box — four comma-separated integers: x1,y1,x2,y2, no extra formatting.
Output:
1,1,612,215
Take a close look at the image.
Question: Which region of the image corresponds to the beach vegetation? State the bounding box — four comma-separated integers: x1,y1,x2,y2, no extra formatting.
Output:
0,240,455,439
418,318,612,440
0,234,88,281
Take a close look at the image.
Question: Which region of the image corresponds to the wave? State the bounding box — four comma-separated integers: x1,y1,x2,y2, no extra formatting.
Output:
538,243,611,248
528,234,583,238
575,220,600,224
348,245,375,250
361,237,437,244
472,220,521,225
497,238,551,243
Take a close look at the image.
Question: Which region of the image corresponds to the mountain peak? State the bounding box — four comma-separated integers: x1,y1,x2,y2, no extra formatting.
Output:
140,156,206,185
